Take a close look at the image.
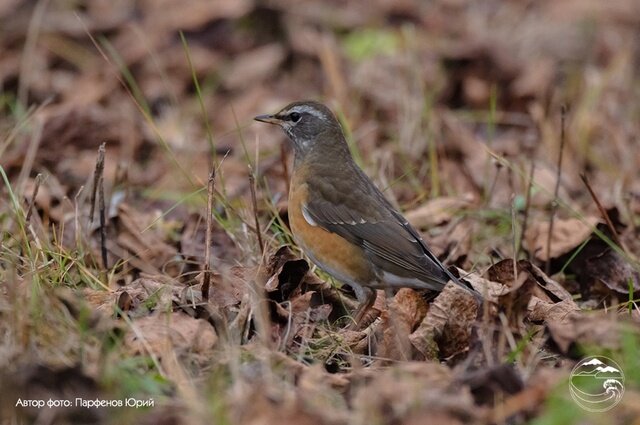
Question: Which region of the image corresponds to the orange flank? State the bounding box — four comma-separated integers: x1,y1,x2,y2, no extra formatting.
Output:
288,167,375,286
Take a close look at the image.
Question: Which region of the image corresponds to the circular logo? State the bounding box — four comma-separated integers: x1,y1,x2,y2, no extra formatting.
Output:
570,356,625,412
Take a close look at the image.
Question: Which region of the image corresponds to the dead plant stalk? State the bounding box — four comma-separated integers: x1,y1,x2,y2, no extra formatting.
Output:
202,169,216,300
546,106,567,274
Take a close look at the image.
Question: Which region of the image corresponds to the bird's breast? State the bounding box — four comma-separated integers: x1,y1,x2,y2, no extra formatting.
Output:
288,166,375,287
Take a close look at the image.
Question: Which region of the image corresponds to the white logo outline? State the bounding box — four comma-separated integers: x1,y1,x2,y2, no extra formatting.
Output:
569,355,625,412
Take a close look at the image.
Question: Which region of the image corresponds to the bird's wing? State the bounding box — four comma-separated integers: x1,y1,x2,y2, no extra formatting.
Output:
303,188,451,291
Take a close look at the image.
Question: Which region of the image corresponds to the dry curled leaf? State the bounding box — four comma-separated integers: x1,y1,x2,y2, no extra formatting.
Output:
487,259,536,318
109,277,175,317
487,259,557,331
524,216,600,262
455,268,505,304
524,261,574,302
201,265,250,310
409,284,478,360
581,247,640,295
264,254,309,302
377,288,428,361
304,271,357,319
488,259,576,307
528,297,580,324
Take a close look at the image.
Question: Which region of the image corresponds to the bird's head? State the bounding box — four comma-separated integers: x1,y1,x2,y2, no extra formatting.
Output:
254,101,345,156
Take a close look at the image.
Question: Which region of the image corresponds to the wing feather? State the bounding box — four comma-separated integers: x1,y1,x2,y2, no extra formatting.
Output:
303,201,450,290
302,164,480,297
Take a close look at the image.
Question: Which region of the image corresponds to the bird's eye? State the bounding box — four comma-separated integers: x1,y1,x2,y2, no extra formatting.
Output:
289,112,301,122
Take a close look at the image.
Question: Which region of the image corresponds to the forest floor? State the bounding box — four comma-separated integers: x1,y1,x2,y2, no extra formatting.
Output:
1,1,640,424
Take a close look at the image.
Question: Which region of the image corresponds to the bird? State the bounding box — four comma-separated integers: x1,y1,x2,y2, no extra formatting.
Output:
254,101,480,328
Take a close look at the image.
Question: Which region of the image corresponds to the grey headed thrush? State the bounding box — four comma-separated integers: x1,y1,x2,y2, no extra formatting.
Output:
255,101,481,327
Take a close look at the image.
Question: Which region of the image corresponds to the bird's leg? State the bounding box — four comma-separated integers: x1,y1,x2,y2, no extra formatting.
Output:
348,286,376,330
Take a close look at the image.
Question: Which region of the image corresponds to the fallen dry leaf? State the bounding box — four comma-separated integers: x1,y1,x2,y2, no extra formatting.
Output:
511,58,555,99
125,312,217,357
109,277,171,317
377,288,428,361
295,365,350,424
303,272,357,320
545,311,633,355
456,268,505,304
351,362,479,425
524,216,600,262
528,297,580,324
264,247,310,302
488,259,575,305
487,260,542,323
140,0,252,32
524,261,575,302
208,265,252,309
335,327,377,356
405,195,475,229
409,283,479,360
581,246,640,295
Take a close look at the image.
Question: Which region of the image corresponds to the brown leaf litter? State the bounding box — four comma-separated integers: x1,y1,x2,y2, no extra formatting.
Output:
524,216,600,262
525,214,640,297
409,284,479,361
124,312,217,360
405,194,475,229
3,0,640,423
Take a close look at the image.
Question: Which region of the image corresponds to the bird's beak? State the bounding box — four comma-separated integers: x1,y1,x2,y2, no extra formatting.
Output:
254,114,282,125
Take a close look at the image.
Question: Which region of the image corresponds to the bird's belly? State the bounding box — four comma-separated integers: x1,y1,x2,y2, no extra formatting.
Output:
288,179,374,288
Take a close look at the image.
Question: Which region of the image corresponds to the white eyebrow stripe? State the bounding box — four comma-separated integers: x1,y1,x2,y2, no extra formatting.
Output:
288,105,327,120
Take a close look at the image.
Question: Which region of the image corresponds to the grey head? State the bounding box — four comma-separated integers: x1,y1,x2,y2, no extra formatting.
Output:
254,101,348,158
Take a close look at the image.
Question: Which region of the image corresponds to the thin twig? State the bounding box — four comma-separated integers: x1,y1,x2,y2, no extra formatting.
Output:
202,169,216,301
507,166,515,196
114,161,128,191
17,0,50,107
580,173,622,247
546,105,567,274
74,185,84,252
511,194,518,281
517,160,535,259
25,173,42,223
484,160,502,207
90,143,106,224
16,119,43,195
510,194,519,360
98,174,108,270
248,165,264,256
